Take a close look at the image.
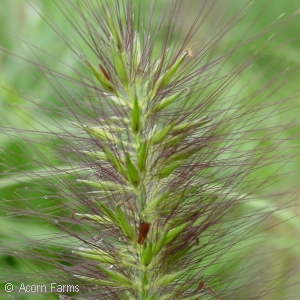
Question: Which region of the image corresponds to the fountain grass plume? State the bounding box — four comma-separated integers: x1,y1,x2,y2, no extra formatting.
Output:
1,0,300,299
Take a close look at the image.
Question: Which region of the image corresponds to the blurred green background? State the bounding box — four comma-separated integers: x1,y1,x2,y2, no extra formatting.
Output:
1,1,300,299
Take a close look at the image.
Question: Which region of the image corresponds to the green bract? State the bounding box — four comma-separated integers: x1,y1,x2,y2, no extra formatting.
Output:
82,56,116,93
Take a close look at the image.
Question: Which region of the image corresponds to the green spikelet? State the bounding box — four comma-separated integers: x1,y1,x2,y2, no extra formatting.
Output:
149,122,177,146
152,51,188,96
133,32,142,75
81,56,116,93
162,52,189,86
172,116,212,133
71,122,120,144
132,95,141,135
154,161,182,179
97,265,135,286
110,39,129,87
138,140,148,172
125,151,140,186
77,179,132,194
72,213,111,224
163,144,206,165
152,230,168,256
151,89,187,113
165,222,191,244
103,8,124,52
141,241,153,266
73,248,116,264
153,270,186,286
115,205,136,241
101,144,127,176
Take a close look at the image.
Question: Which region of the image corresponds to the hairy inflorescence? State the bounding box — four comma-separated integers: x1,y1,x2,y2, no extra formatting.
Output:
1,0,300,299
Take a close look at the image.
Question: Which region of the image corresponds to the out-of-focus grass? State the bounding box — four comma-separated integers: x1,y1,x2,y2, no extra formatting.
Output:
0,1,299,299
